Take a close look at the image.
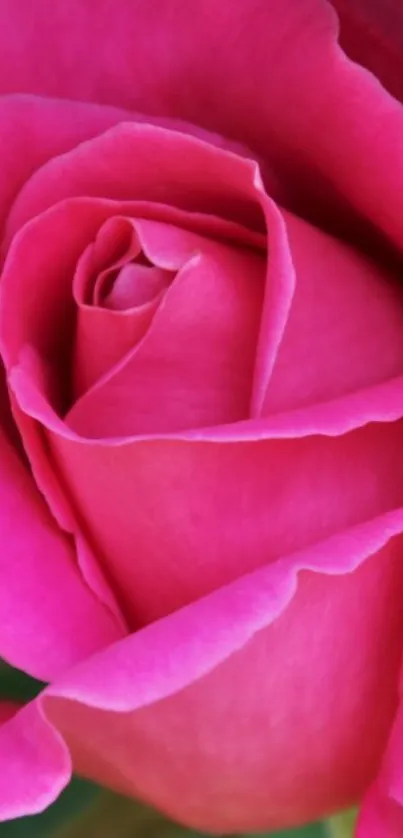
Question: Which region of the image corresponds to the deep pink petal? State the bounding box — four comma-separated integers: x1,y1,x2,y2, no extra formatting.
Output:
4,122,264,244
0,198,130,624
0,701,70,820
332,0,403,104
3,3,403,247
1,526,403,829
0,423,123,681
0,703,19,724
73,216,142,307
7,407,401,626
68,221,265,434
0,193,266,620
10,342,403,445
72,217,172,397
0,95,133,237
357,703,403,838
1,125,271,415
0,120,295,431
6,248,403,629
262,210,403,415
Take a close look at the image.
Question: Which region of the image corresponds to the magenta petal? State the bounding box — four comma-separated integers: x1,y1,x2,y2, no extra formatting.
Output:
1,524,403,829
24,420,403,625
332,0,403,104
0,423,123,681
357,702,403,838
3,2,403,248
0,701,70,820
72,217,171,397
0,703,19,724
0,95,133,235
262,211,403,415
68,223,265,435
5,121,264,244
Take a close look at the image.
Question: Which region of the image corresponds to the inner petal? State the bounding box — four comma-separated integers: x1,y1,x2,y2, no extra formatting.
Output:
73,216,175,399
73,215,139,307
98,262,172,311
68,220,266,436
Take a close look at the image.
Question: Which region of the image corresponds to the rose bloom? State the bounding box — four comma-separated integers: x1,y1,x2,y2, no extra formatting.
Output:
0,0,403,835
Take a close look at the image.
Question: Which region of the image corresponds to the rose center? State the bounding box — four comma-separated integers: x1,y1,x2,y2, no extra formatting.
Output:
94,256,172,312
71,216,177,400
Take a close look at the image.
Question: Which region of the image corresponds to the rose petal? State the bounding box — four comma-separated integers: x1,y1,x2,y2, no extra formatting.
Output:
2,526,403,829
0,95,133,240
357,704,403,838
68,220,265,435
332,0,403,104
5,121,264,244
3,2,403,248
6,362,401,627
1,125,272,413
262,210,403,415
73,217,172,398
0,194,267,622
0,422,123,681
1,119,296,427
11,343,403,444
73,215,142,307
0,700,70,820
0,702,19,724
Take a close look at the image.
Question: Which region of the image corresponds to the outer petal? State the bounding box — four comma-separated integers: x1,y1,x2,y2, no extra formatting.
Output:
0,95,135,238
1,525,403,830
0,423,123,681
0,701,70,820
331,0,403,104
40,421,403,625
0,702,19,724
2,122,290,425
357,716,403,837
2,2,403,248
4,168,403,627
4,122,264,242
262,210,403,416
357,666,403,837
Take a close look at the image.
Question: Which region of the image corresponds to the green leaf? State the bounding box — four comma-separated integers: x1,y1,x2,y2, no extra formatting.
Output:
0,658,44,702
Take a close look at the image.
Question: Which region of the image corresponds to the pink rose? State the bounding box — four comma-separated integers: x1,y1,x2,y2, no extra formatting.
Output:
0,1,403,835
